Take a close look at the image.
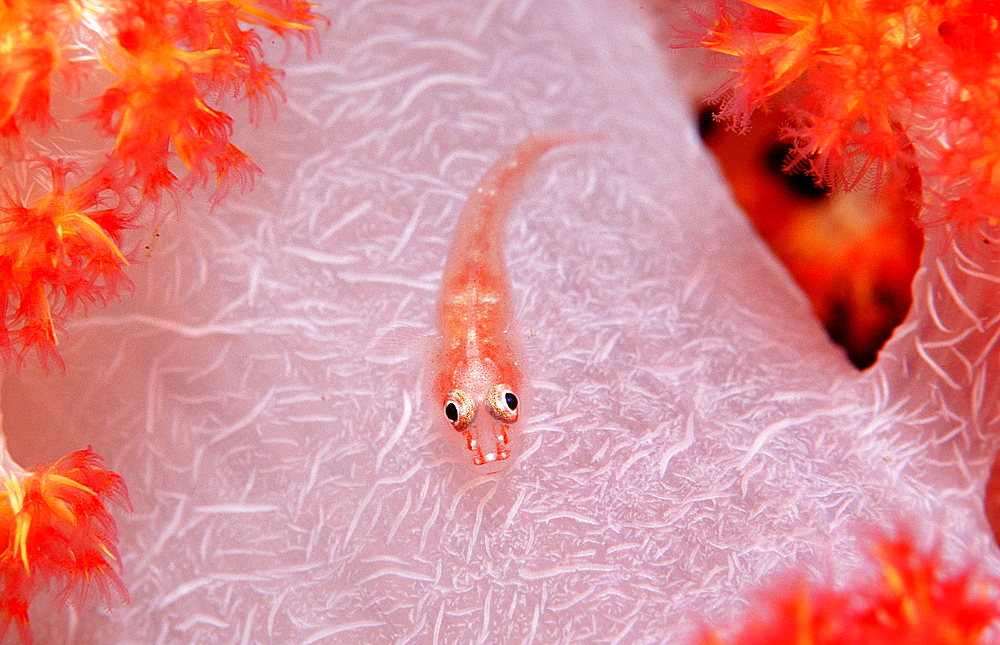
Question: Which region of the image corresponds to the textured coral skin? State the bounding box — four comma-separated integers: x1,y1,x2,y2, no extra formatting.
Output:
2,0,1000,642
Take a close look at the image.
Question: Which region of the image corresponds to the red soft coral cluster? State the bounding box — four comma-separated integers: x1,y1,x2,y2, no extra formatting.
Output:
697,0,1000,228
0,448,131,645
700,533,1000,645
0,0,322,367
1,159,132,368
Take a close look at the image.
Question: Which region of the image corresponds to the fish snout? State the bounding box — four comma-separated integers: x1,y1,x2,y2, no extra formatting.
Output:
464,424,510,466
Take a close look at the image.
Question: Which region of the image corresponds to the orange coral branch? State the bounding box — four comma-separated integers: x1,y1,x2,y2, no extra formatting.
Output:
0,160,133,368
0,447,130,645
698,532,1000,645
0,0,83,137
696,0,1000,217
89,0,324,197
0,0,324,366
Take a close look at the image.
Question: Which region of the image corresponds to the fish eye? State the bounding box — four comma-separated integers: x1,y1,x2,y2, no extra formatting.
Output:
486,384,518,423
444,390,475,431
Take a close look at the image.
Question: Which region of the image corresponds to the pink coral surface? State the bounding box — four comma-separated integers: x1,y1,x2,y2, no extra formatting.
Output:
3,0,1000,642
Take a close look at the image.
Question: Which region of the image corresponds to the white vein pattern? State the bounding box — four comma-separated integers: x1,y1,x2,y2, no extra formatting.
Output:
2,0,998,643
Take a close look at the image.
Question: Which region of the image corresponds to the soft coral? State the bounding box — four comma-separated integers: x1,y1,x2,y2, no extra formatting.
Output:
697,0,1000,207
699,532,1000,645
0,0,81,138
0,447,130,645
0,0,323,366
0,159,132,368
699,0,942,190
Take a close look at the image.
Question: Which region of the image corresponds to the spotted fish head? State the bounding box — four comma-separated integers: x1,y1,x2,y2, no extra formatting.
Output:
442,359,519,467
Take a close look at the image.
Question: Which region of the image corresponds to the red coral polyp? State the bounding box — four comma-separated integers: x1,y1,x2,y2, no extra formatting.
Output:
0,0,78,138
699,533,1000,645
698,0,1000,228
0,161,132,368
0,448,131,645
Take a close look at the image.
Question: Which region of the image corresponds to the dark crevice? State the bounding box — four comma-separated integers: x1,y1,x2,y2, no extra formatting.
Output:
697,104,922,370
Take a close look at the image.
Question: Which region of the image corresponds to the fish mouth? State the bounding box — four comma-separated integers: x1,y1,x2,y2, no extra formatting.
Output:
463,424,510,466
